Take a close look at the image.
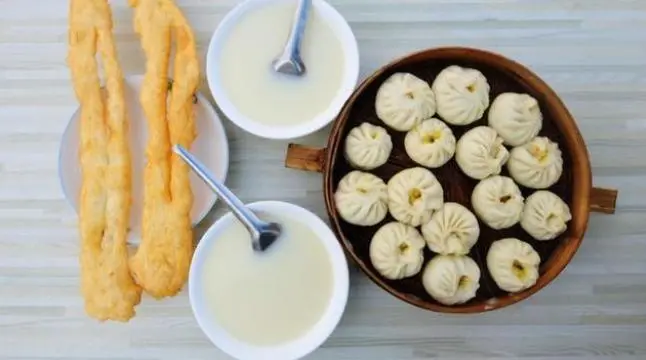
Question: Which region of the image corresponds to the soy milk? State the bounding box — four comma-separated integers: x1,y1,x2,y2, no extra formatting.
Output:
202,211,334,346
218,1,345,126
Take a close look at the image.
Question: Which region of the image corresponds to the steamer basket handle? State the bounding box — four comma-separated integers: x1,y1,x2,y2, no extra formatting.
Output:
284,143,326,173
283,144,620,213
590,187,618,214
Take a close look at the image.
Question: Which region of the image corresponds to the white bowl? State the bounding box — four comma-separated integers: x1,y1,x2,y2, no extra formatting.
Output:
189,201,349,360
58,75,229,244
206,0,360,140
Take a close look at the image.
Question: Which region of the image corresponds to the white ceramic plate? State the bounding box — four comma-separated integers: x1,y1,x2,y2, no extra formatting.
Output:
59,75,229,244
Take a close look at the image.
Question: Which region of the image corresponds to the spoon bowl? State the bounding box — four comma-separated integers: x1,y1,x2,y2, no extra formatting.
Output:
272,0,311,76
253,221,282,252
272,55,306,77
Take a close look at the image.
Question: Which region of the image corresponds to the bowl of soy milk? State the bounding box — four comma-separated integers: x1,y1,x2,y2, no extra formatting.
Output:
206,0,359,139
189,201,350,360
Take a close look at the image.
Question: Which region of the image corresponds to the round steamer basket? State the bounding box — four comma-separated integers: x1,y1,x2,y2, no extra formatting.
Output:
284,47,618,314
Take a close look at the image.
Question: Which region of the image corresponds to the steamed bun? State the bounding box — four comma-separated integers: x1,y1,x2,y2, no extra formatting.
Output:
370,222,426,280
521,190,571,241
488,92,543,147
422,255,481,305
507,136,563,189
456,126,509,180
375,73,436,131
387,167,444,227
472,176,524,230
421,202,480,255
404,117,456,168
344,122,392,170
432,65,490,126
487,238,540,293
334,171,388,226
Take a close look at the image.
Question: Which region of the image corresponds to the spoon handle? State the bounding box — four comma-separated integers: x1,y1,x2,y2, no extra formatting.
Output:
173,145,262,239
283,0,311,58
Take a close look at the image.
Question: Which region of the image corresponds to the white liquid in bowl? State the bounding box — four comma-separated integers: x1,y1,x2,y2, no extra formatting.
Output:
218,1,345,126
202,211,334,346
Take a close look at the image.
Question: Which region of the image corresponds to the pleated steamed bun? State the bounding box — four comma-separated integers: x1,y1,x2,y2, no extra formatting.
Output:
375,73,436,131
421,202,480,255
387,167,444,227
432,65,490,126
422,255,481,305
370,222,426,280
488,92,543,147
404,118,456,168
456,126,509,180
334,171,388,226
487,238,540,293
507,136,563,189
344,122,393,170
521,190,572,241
471,176,524,230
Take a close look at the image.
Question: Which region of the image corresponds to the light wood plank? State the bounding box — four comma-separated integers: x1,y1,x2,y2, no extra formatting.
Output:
1,0,645,359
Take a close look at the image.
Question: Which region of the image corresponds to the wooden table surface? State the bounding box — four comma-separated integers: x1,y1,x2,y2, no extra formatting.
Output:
2,0,646,359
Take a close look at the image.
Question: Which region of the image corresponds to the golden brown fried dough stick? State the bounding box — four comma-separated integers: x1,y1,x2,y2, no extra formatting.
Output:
129,0,199,298
68,0,141,321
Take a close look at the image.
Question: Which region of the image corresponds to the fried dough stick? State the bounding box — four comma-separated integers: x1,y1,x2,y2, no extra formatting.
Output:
128,0,199,298
68,0,141,321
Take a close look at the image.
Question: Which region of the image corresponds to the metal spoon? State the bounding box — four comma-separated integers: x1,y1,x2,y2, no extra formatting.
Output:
271,0,311,76
173,145,281,252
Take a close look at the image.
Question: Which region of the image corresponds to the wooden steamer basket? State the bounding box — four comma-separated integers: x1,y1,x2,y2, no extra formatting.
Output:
285,47,618,313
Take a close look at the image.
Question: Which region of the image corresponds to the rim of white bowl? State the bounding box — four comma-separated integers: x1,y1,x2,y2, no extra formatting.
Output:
189,201,350,360
57,74,230,228
206,0,360,140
